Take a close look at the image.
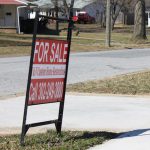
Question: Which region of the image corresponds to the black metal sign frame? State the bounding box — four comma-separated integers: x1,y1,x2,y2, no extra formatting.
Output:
20,0,74,145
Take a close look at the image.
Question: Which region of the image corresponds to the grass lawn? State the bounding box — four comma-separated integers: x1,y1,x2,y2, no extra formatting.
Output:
0,24,150,57
0,46,31,57
0,130,118,150
67,71,150,95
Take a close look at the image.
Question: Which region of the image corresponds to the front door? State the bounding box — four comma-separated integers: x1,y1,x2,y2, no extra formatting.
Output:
4,5,16,27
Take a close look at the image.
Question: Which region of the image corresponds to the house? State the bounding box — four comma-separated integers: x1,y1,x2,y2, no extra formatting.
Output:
0,0,38,33
82,0,104,23
0,0,29,30
77,0,150,27
146,7,150,27
145,0,150,27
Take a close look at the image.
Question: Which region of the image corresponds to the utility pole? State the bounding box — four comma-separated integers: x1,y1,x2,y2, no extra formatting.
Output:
106,0,111,47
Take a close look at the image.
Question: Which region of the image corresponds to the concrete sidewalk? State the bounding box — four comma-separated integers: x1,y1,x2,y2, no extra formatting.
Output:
89,129,150,150
0,94,150,149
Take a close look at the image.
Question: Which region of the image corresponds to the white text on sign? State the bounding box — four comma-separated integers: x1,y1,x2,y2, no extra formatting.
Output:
34,39,68,64
28,39,69,105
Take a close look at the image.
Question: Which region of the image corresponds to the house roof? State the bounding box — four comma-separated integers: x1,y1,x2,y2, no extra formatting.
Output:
0,0,27,5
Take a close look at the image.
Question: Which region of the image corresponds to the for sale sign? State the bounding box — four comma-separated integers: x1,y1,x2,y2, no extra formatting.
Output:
28,39,69,105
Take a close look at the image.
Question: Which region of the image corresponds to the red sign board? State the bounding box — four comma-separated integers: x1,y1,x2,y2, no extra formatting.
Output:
28,39,69,105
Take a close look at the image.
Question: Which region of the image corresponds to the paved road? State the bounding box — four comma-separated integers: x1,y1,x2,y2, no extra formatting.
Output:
1,48,150,97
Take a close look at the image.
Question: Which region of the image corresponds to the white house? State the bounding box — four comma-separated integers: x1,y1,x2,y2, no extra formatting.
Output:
0,0,38,33
146,7,150,27
0,0,29,28
145,0,150,27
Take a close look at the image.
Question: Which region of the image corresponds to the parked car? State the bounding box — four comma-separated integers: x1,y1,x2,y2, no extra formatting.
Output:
77,13,95,24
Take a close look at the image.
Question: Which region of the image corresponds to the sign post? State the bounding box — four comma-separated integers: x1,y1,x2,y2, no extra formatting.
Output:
20,0,74,145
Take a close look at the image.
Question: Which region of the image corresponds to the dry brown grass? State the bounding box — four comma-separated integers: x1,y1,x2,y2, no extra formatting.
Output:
0,46,31,57
67,71,150,95
0,24,150,56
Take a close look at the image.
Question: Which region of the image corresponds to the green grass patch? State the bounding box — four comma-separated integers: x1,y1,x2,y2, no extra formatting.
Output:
67,71,150,95
0,130,117,150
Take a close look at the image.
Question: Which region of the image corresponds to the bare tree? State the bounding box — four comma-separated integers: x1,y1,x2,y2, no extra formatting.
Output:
62,0,70,18
111,0,132,29
50,0,70,32
105,0,132,46
133,0,147,40
50,0,69,18
100,0,132,29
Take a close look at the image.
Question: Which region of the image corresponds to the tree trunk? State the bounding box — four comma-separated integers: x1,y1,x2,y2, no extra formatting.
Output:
105,0,111,47
101,12,106,27
111,7,122,30
133,0,147,40
63,0,69,18
111,18,116,30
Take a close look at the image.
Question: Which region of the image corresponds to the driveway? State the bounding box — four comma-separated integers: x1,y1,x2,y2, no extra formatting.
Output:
0,48,150,97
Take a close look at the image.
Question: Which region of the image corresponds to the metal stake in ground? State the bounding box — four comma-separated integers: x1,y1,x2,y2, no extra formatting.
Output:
20,0,75,145
20,11,39,145
56,0,75,133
